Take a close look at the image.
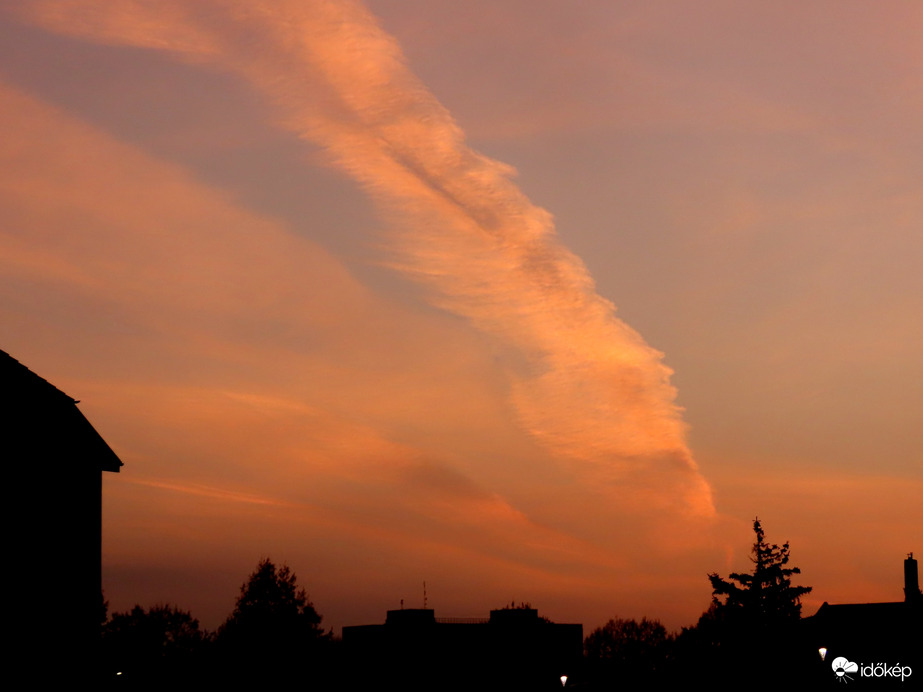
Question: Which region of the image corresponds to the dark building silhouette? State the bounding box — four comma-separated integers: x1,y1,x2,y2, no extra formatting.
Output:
905,553,922,604
805,554,922,673
343,606,583,690
2,349,122,680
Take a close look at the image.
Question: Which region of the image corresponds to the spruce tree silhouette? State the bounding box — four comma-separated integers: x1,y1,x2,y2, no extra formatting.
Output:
708,517,812,625
693,518,814,687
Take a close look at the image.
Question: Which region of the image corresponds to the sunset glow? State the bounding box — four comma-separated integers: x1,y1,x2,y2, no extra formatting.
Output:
1,0,920,633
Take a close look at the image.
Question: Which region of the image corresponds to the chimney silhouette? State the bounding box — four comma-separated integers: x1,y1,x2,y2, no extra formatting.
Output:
905,553,921,603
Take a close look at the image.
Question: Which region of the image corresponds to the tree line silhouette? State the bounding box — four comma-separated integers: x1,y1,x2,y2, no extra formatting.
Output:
101,558,333,687
101,519,817,688
582,518,818,688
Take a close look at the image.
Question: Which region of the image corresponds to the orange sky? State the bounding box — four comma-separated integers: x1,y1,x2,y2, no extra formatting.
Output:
1,0,920,632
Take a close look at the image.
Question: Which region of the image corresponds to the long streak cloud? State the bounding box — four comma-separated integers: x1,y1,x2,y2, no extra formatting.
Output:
20,0,714,516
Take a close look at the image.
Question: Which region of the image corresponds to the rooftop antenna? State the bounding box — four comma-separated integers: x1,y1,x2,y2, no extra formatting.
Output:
423,581,427,609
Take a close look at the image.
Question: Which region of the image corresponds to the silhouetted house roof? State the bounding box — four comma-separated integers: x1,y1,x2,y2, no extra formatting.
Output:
804,555,922,665
2,349,122,681
343,607,583,691
2,349,122,472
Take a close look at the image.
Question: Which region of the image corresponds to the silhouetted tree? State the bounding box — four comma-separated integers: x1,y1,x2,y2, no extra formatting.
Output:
708,517,812,627
584,617,675,686
102,604,211,683
217,558,330,683
100,591,108,627
683,518,814,686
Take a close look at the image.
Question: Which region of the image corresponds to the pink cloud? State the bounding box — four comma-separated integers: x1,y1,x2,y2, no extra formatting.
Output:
16,0,713,518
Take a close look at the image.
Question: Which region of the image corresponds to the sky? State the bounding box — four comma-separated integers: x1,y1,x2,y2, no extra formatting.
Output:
1,0,920,633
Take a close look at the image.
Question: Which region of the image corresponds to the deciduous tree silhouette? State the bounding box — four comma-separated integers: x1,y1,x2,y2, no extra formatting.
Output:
584,617,675,686
102,603,211,682
217,558,330,683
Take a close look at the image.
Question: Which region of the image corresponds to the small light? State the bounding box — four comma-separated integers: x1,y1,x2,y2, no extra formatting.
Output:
818,647,827,661
560,675,568,687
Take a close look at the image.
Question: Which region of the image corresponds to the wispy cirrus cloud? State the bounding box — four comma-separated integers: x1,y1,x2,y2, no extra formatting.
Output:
15,0,713,516
2,73,667,625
